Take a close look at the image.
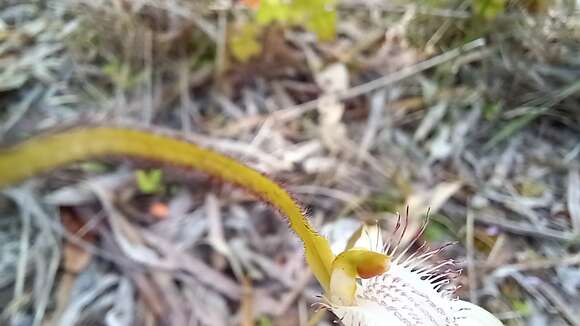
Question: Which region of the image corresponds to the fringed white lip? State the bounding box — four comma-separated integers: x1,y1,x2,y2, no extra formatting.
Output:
324,214,504,326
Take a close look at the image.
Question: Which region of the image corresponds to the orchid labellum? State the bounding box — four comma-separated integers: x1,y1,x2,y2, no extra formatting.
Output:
324,217,504,326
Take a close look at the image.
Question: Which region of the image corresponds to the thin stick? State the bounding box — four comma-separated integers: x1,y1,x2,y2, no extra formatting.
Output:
474,214,575,242
273,39,486,122
466,210,477,304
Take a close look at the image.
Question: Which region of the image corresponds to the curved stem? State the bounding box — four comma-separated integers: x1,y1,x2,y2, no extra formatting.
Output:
0,127,336,290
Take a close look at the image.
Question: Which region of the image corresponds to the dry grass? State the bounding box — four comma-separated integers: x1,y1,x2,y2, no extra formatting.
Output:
1,0,579,325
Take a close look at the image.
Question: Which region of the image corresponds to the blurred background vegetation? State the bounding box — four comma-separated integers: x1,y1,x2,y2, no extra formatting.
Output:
0,0,579,325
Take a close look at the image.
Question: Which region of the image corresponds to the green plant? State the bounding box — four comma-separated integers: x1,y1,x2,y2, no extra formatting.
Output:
230,0,337,62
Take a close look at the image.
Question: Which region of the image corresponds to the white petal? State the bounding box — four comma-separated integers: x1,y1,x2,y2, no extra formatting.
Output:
331,299,408,326
350,224,384,252
332,299,505,326
454,300,504,326
321,218,363,255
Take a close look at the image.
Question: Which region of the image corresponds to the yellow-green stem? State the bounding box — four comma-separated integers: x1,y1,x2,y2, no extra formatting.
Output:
0,127,335,290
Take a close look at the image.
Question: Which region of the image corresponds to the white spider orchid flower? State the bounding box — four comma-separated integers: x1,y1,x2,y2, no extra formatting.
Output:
323,219,504,326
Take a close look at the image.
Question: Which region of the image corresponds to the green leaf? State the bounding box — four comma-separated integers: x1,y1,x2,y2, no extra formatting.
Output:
256,0,336,41
256,0,293,24
258,316,273,326
512,299,531,317
79,162,109,173
102,59,145,90
474,0,506,19
305,6,336,41
229,23,263,62
483,108,545,150
425,222,450,242
135,169,163,194
483,102,502,121
424,214,456,242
